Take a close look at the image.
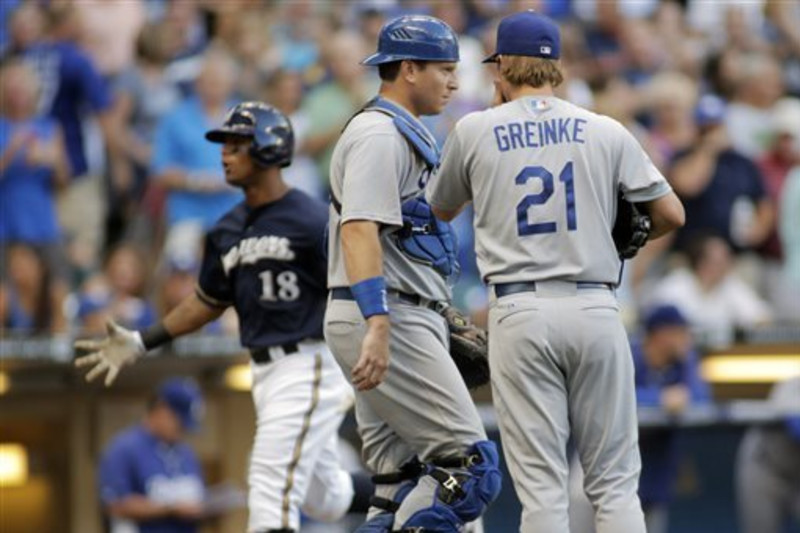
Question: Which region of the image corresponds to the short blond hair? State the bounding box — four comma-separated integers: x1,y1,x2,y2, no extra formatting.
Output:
499,55,564,89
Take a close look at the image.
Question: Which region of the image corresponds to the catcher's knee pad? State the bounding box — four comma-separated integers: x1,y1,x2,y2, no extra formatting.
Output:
394,440,502,530
358,460,425,533
455,440,502,519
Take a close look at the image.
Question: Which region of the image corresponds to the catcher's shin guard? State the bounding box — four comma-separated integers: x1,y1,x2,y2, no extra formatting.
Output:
393,441,502,531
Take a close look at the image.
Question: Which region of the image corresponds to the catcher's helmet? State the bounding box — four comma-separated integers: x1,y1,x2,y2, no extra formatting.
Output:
362,15,459,66
205,102,294,168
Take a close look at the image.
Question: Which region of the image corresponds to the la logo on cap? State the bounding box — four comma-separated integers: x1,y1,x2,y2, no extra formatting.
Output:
540,45,551,55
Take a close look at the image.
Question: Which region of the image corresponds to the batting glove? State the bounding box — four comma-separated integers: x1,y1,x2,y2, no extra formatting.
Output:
74,320,146,386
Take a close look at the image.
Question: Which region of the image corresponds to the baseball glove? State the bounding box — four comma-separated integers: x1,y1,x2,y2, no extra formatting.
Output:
613,195,652,260
436,303,490,389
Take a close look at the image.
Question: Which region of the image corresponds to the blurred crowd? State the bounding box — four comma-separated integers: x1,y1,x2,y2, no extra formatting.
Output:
1,0,799,347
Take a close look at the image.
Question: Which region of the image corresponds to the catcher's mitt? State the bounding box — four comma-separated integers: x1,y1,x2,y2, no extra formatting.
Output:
613,194,652,260
436,303,490,389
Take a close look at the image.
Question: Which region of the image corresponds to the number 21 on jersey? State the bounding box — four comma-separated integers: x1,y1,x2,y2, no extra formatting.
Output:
515,162,576,236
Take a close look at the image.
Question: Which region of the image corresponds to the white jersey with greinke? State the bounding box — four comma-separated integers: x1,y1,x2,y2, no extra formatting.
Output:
428,95,672,285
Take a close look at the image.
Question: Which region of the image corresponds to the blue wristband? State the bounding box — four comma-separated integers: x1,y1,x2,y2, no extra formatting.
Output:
351,276,389,318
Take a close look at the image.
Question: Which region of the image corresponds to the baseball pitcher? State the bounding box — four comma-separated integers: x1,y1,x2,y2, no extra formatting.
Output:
427,11,685,533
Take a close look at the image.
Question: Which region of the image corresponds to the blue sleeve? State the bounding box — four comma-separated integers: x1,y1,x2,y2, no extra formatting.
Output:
184,446,205,486
150,112,179,176
98,439,136,504
196,232,233,308
684,351,712,404
631,342,662,406
67,46,113,112
636,384,662,407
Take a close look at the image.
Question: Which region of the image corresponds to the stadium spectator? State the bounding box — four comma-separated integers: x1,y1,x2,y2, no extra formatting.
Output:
226,11,279,101
0,243,65,334
643,71,698,171
649,233,773,347
633,305,711,533
724,53,784,159
269,1,322,74
686,1,767,54
150,48,240,260
756,98,800,314
763,0,800,96
98,378,209,532
757,98,800,259
11,2,123,274
301,31,376,187
0,60,69,331
2,0,45,58
263,69,324,199
619,18,665,86
76,243,156,335
73,0,146,80
669,94,774,255
110,21,182,244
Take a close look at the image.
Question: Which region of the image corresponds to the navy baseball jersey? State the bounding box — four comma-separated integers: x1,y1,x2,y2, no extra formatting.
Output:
99,424,204,533
196,189,328,349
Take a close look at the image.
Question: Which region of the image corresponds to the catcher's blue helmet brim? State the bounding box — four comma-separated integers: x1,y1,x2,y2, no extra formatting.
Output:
362,52,459,66
361,52,396,66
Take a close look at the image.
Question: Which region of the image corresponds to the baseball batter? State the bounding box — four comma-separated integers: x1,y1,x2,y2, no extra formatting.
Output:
324,15,501,532
75,102,370,533
426,11,685,533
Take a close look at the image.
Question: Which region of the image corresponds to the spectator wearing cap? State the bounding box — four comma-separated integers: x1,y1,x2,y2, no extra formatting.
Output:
98,378,207,533
632,304,710,533
669,94,775,255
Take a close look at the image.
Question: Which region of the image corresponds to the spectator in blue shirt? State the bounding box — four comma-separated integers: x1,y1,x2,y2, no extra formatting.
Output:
10,2,124,273
150,48,240,261
98,378,207,533
633,304,711,533
0,59,70,332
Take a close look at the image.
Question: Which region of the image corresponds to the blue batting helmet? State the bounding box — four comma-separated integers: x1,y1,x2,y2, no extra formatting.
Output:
205,102,294,168
362,15,459,66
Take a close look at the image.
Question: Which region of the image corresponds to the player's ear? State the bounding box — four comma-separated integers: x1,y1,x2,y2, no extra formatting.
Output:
401,59,419,83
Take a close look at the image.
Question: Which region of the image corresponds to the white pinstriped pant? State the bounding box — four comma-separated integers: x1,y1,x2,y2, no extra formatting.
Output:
247,341,355,532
